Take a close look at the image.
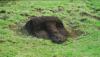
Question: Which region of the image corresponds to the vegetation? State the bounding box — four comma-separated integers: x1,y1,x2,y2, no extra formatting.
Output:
0,0,100,57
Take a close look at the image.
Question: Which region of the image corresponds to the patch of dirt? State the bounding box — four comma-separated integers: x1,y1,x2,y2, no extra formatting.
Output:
0,14,9,20
33,8,44,13
49,6,64,13
80,12,100,20
20,13,29,16
0,10,11,20
8,23,18,30
67,21,86,37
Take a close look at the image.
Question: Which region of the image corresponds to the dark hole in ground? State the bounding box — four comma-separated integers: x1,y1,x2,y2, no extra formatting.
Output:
24,16,69,44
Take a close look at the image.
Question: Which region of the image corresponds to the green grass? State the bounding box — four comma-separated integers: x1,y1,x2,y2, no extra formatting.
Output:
0,0,100,57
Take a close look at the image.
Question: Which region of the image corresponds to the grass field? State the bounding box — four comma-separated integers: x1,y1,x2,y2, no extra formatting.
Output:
0,0,100,57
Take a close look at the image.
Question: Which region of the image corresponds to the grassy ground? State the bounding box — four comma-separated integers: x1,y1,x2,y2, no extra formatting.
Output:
0,0,100,57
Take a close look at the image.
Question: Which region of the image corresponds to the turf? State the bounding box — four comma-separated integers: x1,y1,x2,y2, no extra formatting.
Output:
0,0,100,57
